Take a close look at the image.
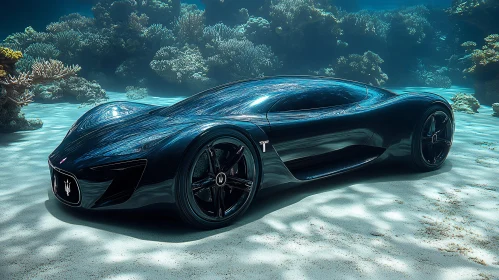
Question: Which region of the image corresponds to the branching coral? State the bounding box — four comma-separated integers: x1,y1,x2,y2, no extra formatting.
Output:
242,17,272,43
2,27,51,51
32,76,108,104
207,38,281,81
175,9,205,44
449,0,499,34
128,12,150,33
150,45,212,90
341,10,389,41
413,61,452,89
141,24,175,48
125,86,148,100
461,34,499,103
24,43,60,59
270,0,341,39
464,34,499,76
0,50,82,132
30,60,82,84
386,5,432,45
47,13,95,33
334,51,388,86
140,0,181,27
203,23,243,44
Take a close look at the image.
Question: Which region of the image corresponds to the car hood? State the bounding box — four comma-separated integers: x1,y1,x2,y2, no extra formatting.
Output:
49,102,208,167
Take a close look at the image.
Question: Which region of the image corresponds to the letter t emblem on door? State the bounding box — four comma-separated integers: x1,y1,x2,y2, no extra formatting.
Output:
259,140,269,153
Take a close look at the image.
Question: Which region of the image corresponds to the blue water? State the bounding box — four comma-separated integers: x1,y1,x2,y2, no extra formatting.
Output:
0,0,453,39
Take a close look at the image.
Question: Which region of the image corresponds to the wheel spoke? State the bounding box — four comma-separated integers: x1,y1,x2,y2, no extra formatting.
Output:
429,115,436,135
222,145,245,172
211,186,225,218
192,177,214,193
206,146,220,174
227,176,253,192
227,184,251,193
422,136,432,145
435,139,451,147
427,143,435,164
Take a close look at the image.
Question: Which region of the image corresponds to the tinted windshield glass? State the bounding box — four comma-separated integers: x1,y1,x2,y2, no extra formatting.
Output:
270,83,367,112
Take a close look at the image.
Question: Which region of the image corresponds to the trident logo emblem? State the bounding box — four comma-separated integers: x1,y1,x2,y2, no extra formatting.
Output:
64,179,71,196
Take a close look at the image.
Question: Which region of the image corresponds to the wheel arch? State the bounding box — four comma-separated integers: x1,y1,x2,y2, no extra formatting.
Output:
160,121,269,195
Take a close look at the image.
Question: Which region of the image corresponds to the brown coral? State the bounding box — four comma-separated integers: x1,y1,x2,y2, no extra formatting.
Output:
0,59,81,132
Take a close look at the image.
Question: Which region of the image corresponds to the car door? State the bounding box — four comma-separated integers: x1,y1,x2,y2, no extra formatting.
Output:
265,82,372,163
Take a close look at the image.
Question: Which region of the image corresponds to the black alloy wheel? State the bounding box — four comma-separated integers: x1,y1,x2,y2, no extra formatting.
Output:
176,129,260,229
412,106,453,171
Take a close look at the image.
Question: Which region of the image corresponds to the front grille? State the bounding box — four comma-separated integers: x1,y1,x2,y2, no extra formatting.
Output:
50,164,81,206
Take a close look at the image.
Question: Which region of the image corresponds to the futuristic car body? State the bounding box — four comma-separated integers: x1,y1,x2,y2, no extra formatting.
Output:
48,76,455,228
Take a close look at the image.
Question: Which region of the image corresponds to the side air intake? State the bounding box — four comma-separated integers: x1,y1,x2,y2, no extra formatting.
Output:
90,159,147,208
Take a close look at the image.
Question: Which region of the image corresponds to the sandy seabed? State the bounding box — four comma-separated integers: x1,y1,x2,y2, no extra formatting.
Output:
0,87,498,280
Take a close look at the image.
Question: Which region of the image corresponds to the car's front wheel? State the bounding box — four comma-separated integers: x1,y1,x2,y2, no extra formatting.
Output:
411,105,453,171
175,129,260,229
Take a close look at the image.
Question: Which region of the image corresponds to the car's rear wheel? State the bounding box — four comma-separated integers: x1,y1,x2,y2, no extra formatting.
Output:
411,105,453,171
175,129,260,229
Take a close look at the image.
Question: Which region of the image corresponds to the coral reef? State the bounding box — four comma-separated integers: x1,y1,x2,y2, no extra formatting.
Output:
150,45,212,90
492,103,499,117
414,61,452,88
463,34,499,104
206,38,280,81
175,6,205,44
32,76,107,104
125,86,148,100
451,93,480,114
242,17,272,44
0,0,488,97
202,0,269,25
269,0,342,52
0,54,81,132
24,43,60,59
449,0,499,35
0,47,22,78
340,10,389,52
334,51,388,86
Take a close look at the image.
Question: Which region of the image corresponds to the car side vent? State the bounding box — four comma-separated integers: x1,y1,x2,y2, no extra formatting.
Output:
91,160,147,208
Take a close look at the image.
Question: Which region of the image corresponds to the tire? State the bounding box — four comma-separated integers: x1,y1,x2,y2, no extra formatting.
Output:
175,128,261,229
411,105,453,172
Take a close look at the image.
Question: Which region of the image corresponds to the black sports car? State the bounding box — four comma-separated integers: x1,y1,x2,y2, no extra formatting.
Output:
48,76,455,228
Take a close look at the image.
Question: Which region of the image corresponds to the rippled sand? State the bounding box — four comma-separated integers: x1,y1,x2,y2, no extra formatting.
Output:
0,87,497,279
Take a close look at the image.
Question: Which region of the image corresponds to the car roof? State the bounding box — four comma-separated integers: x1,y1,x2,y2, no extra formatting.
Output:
158,76,372,116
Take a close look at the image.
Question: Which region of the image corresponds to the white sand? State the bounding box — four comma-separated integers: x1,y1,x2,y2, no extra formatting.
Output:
0,87,498,279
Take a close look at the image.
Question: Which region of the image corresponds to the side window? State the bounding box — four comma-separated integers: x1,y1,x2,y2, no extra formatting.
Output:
270,83,366,112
